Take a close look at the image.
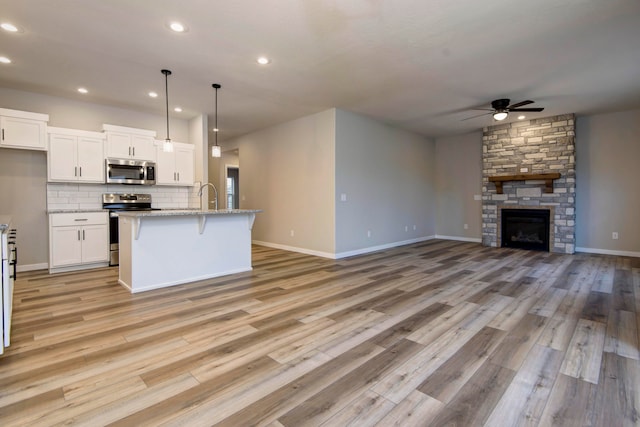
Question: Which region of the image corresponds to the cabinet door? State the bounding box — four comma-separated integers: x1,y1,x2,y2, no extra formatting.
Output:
0,116,46,150
51,227,83,267
106,132,132,159
77,137,105,182
131,136,155,161
155,147,176,185
48,135,78,181
81,224,109,263
175,147,194,185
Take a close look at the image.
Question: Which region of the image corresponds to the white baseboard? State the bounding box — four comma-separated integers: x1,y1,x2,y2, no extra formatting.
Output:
575,247,640,258
334,236,435,259
254,236,436,260
252,241,336,259
17,262,48,272
434,235,482,243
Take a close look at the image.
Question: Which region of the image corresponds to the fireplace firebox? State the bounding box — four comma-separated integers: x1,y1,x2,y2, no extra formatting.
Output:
501,209,550,252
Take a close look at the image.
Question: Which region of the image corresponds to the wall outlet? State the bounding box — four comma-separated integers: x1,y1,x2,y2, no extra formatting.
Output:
290,229,295,237
340,193,347,202
405,225,408,232
413,225,416,230
242,195,246,201
612,232,619,240
464,223,469,230
473,194,481,201
367,230,371,238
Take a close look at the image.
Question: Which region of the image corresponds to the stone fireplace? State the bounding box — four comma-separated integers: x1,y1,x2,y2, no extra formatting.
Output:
482,114,576,254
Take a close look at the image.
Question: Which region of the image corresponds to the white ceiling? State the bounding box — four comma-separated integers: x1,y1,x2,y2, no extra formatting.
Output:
1,0,640,141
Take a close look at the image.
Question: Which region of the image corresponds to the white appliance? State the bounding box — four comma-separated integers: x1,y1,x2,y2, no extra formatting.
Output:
1,218,16,355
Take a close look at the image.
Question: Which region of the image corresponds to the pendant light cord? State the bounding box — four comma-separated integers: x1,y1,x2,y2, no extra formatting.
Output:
162,69,172,141
213,83,221,147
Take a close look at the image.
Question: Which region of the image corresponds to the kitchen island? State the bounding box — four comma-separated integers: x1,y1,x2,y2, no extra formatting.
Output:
117,209,261,293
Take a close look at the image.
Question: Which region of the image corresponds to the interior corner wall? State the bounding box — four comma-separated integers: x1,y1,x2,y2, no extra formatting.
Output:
575,109,640,254
225,109,336,256
434,132,483,241
189,114,208,185
335,109,435,256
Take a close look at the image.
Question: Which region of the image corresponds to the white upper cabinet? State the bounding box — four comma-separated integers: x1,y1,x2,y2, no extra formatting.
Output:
103,124,156,161
155,141,194,186
0,108,49,151
48,127,105,183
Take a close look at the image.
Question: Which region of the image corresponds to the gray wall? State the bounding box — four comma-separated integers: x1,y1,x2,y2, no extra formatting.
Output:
434,132,482,240
0,149,48,268
223,109,336,256
576,109,640,254
0,88,190,141
335,109,435,255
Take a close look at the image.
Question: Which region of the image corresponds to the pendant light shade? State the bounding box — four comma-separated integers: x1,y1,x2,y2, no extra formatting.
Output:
162,69,174,153
211,83,222,158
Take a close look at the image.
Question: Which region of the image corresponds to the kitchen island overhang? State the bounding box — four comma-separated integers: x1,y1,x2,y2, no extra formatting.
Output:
117,209,261,293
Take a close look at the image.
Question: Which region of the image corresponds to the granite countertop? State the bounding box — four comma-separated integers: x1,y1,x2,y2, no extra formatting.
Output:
117,209,262,217
0,215,12,232
47,209,108,214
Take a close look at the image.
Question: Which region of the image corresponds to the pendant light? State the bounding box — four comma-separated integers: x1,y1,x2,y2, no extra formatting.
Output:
161,69,174,153
211,83,222,158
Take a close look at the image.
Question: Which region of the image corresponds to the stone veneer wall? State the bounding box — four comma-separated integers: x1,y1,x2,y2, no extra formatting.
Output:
482,114,576,254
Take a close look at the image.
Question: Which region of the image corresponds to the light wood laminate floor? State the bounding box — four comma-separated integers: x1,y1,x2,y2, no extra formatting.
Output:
1,240,639,426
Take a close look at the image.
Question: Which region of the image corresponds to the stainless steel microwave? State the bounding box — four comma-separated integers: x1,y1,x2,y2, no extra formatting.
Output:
105,158,156,185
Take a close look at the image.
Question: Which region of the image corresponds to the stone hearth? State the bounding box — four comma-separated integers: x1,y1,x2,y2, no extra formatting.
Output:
482,114,576,254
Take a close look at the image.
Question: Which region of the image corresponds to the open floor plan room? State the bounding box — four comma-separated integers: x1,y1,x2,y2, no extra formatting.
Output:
0,240,638,426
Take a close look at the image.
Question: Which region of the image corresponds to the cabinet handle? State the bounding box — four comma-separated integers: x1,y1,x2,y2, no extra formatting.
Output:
78,230,81,240
82,230,85,240
133,147,135,156
74,218,88,221
177,172,180,181
79,166,82,176
128,146,131,156
75,166,78,176
1,129,4,140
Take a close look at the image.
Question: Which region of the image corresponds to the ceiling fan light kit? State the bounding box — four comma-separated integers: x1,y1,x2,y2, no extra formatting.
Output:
463,98,545,122
493,111,508,121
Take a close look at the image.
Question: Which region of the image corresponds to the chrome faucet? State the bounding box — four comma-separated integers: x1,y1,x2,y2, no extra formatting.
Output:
197,182,218,211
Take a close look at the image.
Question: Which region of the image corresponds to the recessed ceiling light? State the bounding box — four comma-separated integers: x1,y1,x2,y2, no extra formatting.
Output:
149,91,158,98
518,115,526,120
169,22,186,32
77,87,88,94
1,23,19,32
174,107,182,112
0,56,12,64
257,56,270,65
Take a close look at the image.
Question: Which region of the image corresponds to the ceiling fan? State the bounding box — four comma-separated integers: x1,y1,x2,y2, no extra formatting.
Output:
462,99,544,121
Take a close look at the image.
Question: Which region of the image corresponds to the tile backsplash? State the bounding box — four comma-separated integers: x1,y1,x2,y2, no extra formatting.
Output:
47,183,200,210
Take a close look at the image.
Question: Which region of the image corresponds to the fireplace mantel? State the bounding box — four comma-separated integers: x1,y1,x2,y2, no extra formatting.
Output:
489,173,561,194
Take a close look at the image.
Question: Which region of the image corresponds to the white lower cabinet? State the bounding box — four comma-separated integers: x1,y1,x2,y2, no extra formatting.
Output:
49,212,109,273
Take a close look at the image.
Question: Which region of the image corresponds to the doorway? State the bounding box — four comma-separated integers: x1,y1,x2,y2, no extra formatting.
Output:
226,166,240,209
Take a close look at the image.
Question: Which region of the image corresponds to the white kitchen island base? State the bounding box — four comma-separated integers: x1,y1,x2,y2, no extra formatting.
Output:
118,210,260,293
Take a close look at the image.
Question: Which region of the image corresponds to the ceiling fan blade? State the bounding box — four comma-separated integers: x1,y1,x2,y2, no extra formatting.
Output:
507,100,534,109
510,107,544,112
461,112,491,121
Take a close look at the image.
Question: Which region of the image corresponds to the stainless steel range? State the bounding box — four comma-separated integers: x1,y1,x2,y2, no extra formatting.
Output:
102,194,159,266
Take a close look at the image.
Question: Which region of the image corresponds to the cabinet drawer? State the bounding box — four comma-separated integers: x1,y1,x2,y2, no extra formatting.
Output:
50,212,107,227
